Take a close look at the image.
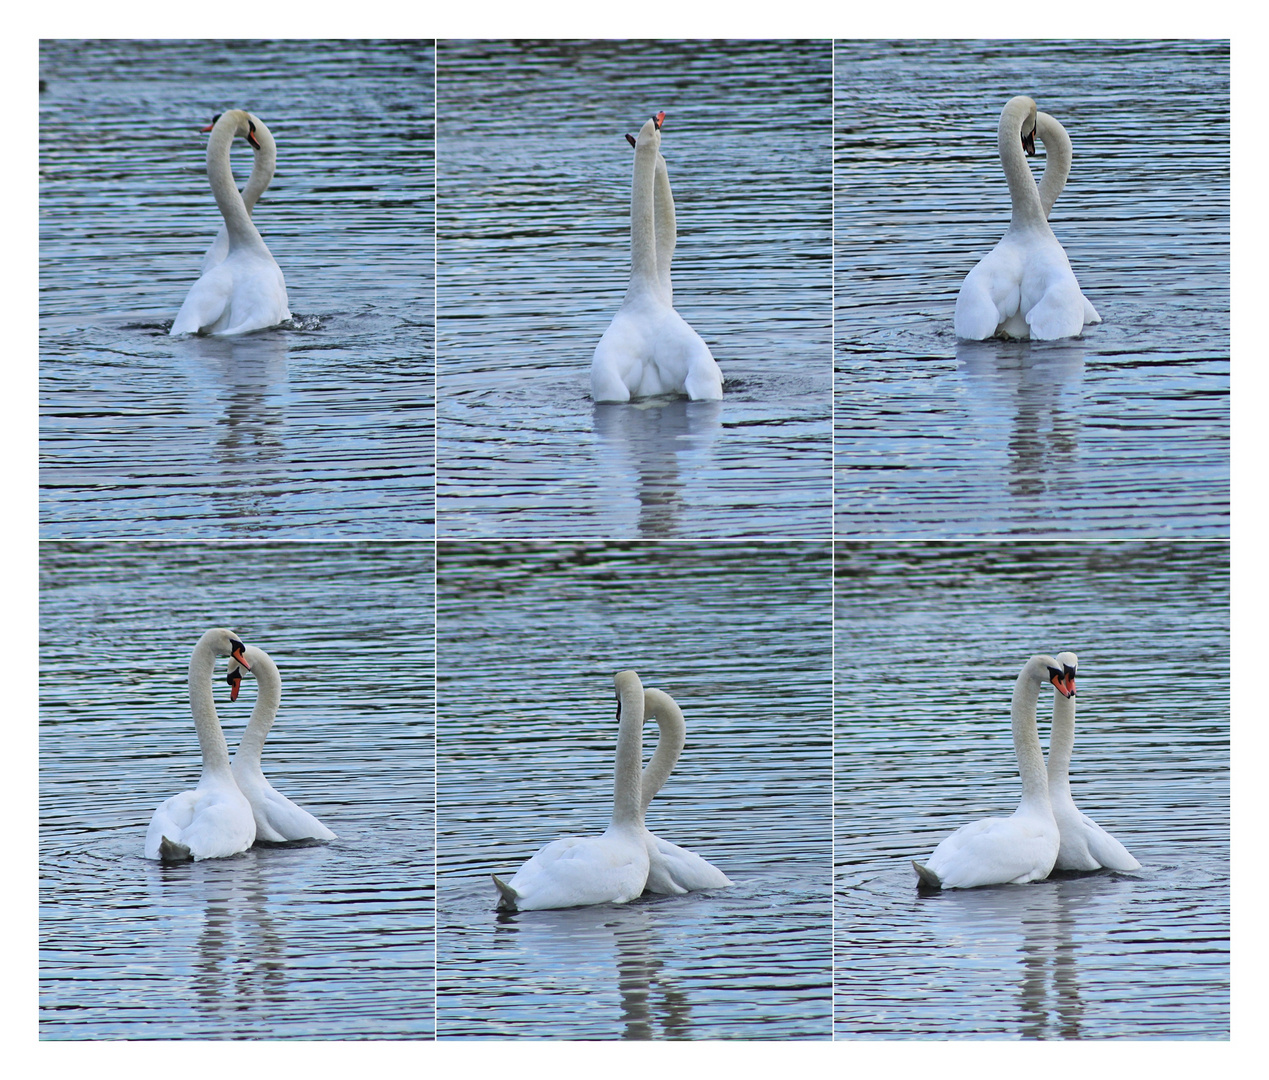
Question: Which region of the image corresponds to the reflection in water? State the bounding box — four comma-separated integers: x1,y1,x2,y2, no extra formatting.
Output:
493,904,694,1040
592,400,723,536
956,340,1085,506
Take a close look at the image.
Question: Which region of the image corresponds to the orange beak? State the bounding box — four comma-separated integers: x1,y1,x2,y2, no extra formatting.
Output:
654,111,666,129
230,641,250,670
227,669,242,702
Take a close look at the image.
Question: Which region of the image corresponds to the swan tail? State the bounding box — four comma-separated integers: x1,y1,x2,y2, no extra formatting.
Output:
158,835,193,862
492,874,519,910
911,860,942,889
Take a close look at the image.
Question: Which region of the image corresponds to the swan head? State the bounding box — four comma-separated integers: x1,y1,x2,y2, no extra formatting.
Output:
204,109,261,151
196,627,250,670
1000,96,1038,157
613,670,645,718
1055,651,1078,697
633,113,664,153
1026,653,1072,698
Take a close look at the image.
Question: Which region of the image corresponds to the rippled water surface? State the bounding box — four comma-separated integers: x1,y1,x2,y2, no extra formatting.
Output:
39,40,435,538
39,543,435,1039
834,40,1229,536
436,543,832,1038
437,41,832,538
834,542,1229,1038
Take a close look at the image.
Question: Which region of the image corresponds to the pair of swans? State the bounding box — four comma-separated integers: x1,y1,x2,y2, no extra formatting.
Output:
954,96,1101,341
912,652,1139,889
591,112,724,403
170,110,291,336
492,670,733,911
144,628,335,862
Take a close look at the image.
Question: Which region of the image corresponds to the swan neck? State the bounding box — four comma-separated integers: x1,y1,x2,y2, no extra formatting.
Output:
235,648,280,764
207,118,264,248
1011,666,1051,810
189,637,233,778
652,153,675,303
1047,690,1075,793
1036,112,1072,221
640,688,686,813
999,106,1046,231
240,118,278,214
612,678,647,826
628,135,660,295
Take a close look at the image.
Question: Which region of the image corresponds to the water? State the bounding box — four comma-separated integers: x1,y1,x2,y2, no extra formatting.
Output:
435,543,832,1038
39,542,436,1039
834,542,1229,1038
39,40,435,539
834,40,1229,536
437,40,832,538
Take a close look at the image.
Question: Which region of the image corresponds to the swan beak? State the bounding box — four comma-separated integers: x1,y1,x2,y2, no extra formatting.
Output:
1064,671,1077,697
230,640,250,670
1049,671,1073,699
1022,126,1036,156
200,121,215,133
227,669,242,702
654,111,666,130
247,121,261,151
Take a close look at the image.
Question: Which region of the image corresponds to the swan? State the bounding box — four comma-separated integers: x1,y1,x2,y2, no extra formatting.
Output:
1047,652,1141,872
199,112,278,276
171,109,291,336
591,112,724,402
145,628,258,861
953,97,1100,341
493,670,651,910
226,644,337,844
912,654,1070,889
637,686,733,894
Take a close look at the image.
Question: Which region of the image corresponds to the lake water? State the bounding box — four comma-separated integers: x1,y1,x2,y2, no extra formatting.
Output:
39,39,435,539
39,542,436,1039
436,40,833,539
834,541,1229,1038
435,543,833,1038
834,40,1229,537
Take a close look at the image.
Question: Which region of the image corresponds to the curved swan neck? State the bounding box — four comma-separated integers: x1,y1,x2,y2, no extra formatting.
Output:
653,152,675,303
1036,111,1072,220
611,670,648,826
1012,656,1055,810
234,645,281,764
207,111,266,249
998,97,1046,231
240,113,278,215
1047,652,1078,794
627,118,661,298
189,632,234,777
640,687,686,813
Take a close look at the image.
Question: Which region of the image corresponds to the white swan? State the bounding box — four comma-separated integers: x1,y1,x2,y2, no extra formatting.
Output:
591,112,724,402
954,97,1100,341
493,670,651,910
171,109,291,336
226,644,337,844
199,112,278,276
912,654,1069,889
145,628,258,861
1047,652,1141,872
638,686,734,894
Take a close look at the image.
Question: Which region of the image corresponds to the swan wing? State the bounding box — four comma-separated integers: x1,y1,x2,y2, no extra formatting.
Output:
146,783,255,861
644,831,732,894
242,776,336,843
500,833,650,911
924,814,1058,889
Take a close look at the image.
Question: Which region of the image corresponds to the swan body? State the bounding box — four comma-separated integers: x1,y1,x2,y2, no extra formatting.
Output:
493,671,651,910
227,644,337,844
1047,653,1141,872
591,113,723,402
639,687,733,894
954,97,1100,341
912,654,1069,889
200,112,278,276
145,629,257,861
171,110,290,336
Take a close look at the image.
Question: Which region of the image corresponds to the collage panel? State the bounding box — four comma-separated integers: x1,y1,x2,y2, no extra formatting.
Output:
38,39,436,539
435,541,832,1039
833,541,1229,1038
38,541,435,1039
436,40,833,539
833,40,1229,537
